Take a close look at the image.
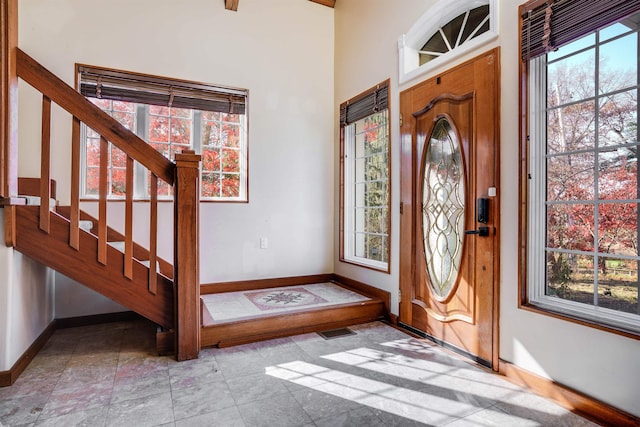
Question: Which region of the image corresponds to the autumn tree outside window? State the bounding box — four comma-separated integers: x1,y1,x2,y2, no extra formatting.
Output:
521,0,640,335
340,80,391,272
77,65,248,201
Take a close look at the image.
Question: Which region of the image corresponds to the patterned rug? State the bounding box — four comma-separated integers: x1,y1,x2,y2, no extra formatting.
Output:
201,282,371,325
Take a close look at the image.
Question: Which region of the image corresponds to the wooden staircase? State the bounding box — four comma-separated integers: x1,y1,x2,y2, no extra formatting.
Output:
3,49,201,361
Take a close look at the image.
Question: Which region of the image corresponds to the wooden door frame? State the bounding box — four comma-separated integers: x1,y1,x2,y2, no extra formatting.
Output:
399,48,501,370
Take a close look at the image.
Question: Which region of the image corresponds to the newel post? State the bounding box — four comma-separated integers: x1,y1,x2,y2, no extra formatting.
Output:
174,149,201,361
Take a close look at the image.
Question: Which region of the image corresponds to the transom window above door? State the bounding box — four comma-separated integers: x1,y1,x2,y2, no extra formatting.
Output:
398,0,498,83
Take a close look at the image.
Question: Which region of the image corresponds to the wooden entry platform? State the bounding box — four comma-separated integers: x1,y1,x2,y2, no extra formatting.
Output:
200,275,389,348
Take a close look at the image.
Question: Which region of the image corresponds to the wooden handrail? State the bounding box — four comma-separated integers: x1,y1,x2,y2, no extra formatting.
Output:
15,49,175,185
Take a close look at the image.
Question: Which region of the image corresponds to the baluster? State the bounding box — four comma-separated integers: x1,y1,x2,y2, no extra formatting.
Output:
39,95,51,233
70,117,81,249
124,156,134,279
97,136,108,265
149,173,158,294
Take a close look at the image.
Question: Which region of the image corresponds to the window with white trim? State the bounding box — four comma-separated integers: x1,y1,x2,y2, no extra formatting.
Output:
398,0,498,84
522,0,640,334
340,81,390,272
78,65,248,201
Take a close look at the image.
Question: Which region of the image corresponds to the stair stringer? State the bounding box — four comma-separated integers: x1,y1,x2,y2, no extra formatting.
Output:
13,206,174,329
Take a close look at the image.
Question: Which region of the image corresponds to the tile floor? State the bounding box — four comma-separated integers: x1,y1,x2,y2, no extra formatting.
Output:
0,319,597,427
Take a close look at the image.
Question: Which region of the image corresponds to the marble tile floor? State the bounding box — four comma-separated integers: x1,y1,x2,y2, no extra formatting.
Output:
0,319,598,427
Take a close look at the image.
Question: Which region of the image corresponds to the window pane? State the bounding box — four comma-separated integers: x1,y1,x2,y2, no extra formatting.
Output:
364,207,385,234
202,148,221,172
170,118,192,144
112,101,135,113
598,90,637,148
366,181,388,207
111,146,126,168
201,172,221,198
600,34,637,94
547,49,595,106
547,204,595,251
222,113,241,124
202,111,221,121
598,149,639,200
222,123,241,148
202,121,220,146
221,149,240,173
85,167,99,196
86,139,100,167
546,252,595,305
149,116,169,142
597,258,639,314
111,168,126,196
598,203,638,257
221,174,240,197
547,102,596,154
171,107,191,118
547,153,595,201
600,22,633,42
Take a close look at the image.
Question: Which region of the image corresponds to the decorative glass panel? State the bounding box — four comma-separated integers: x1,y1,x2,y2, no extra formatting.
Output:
419,5,490,66
422,118,465,299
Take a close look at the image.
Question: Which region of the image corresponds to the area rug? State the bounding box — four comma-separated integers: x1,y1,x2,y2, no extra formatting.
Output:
201,282,371,325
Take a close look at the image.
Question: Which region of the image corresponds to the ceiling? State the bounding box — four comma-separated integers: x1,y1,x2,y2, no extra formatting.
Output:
224,0,335,11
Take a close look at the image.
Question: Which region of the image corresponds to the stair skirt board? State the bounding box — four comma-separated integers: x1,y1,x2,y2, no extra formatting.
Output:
200,282,386,348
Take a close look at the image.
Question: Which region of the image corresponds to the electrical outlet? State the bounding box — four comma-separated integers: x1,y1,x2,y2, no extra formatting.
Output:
260,237,268,249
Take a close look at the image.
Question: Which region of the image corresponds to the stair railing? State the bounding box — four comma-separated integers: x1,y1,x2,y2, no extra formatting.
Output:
15,48,200,361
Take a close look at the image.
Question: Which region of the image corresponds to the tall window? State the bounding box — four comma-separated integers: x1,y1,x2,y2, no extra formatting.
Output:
340,80,391,272
78,65,248,201
521,0,640,334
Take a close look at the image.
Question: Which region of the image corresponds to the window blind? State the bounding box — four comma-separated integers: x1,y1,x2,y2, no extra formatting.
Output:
340,81,389,126
520,0,640,62
78,65,247,114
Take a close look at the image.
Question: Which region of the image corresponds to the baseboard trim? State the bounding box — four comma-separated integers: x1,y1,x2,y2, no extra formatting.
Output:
0,320,57,387
56,311,142,329
200,274,335,294
499,359,639,427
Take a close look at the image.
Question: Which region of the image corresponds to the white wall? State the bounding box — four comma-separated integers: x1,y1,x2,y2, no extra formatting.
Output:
18,0,335,316
334,0,640,417
333,0,435,318
0,210,54,371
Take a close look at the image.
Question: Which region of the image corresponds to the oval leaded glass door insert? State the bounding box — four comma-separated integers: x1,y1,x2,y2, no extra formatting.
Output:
421,117,465,300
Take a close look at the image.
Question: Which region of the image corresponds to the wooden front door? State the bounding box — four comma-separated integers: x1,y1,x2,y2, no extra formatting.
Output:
399,48,500,369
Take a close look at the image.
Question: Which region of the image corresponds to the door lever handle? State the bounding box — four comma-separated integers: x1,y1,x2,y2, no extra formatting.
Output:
465,226,490,237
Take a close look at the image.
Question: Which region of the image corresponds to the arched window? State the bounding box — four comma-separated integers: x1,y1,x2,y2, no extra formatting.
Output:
398,0,498,83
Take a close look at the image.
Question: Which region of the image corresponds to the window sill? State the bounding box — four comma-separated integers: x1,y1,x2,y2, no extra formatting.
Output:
519,302,640,341
340,256,390,274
